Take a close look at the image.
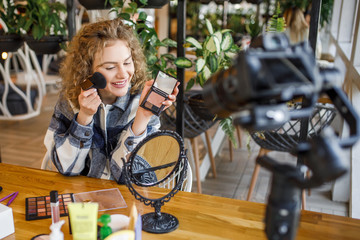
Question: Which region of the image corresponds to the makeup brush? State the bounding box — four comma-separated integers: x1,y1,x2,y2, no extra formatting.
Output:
80,72,107,90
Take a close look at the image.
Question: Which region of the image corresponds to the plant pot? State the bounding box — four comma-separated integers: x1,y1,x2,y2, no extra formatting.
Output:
78,0,111,10
214,0,225,5
246,0,263,4
230,0,243,3
25,35,66,54
160,91,216,139
135,0,169,8
0,34,24,52
187,90,218,121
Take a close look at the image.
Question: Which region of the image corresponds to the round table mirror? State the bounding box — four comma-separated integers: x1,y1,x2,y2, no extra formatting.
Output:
122,130,189,234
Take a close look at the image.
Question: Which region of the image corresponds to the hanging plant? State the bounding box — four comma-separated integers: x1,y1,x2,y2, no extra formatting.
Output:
0,0,25,35
246,0,264,4
18,0,67,40
0,0,25,52
78,0,111,10
17,0,67,54
135,0,170,8
320,0,334,27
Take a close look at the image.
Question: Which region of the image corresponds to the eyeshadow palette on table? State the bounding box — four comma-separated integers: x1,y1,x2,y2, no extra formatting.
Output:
25,193,74,221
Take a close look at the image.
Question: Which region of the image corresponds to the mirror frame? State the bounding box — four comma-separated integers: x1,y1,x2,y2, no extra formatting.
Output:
123,130,188,202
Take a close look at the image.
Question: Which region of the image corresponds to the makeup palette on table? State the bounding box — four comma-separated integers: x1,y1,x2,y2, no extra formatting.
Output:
25,193,74,221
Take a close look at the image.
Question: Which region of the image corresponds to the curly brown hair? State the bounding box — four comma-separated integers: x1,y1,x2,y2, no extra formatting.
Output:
59,18,150,109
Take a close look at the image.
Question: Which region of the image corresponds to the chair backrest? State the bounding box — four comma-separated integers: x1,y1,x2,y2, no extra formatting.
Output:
130,154,193,192
157,160,193,192
251,102,337,152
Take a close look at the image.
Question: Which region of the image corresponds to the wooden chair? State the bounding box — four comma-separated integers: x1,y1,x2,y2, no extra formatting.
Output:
246,99,337,209
160,101,218,194
157,158,193,192
228,125,243,161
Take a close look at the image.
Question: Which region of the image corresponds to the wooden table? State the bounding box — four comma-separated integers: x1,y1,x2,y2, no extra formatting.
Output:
1,163,360,240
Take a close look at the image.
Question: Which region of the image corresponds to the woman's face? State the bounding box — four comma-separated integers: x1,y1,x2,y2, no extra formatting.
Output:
93,40,135,105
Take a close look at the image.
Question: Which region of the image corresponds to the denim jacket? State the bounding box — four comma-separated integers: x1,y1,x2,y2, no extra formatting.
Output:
43,91,160,183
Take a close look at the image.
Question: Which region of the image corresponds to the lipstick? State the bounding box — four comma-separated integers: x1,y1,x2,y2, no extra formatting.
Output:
50,190,60,224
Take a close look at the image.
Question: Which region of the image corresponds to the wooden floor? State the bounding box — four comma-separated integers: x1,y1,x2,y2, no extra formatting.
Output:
0,91,348,217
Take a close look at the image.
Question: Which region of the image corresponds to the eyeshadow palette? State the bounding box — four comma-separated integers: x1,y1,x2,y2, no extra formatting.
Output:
25,193,74,221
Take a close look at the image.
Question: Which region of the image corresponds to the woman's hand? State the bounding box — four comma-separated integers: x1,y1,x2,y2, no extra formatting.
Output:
132,80,179,136
162,81,180,110
77,88,102,125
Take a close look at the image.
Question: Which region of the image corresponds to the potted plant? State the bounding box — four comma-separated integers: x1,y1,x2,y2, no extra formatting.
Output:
246,0,264,4
0,0,25,52
135,0,170,9
180,19,240,144
78,0,112,10
18,0,67,54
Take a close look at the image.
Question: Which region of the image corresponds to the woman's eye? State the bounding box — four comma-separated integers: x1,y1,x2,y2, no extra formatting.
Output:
105,66,115,70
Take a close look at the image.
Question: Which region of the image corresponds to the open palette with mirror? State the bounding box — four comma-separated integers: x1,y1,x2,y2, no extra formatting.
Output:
140,71,178,116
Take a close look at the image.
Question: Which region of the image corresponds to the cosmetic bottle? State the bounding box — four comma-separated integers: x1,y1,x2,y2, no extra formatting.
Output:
50,220,65,240
50,190,60,224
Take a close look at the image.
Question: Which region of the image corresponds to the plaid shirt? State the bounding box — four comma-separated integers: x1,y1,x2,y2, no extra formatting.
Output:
43,91,160,183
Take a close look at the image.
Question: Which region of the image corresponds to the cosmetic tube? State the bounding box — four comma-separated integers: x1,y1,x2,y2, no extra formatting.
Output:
50,191,60,224
68,202,99,240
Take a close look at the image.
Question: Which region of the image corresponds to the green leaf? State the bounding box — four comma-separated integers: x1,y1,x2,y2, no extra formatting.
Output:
213,36,221,55
128,2,138,10
205,36,216,53
202,66,211,82
138,12,147,21
195,58,205,73
208,55,218,73
174,57,192,68
214,31,222,44
119,12,131,20
225,51,237,59
160,53,176,61
161,38,177,48
139,0,148,6
205,19,213,34
221,32,233,52
220,117,237,148
147,54,158,65
166,68,177,77
185,36,202,49
186,78,195,91
32,25,42,39
221,29,232,34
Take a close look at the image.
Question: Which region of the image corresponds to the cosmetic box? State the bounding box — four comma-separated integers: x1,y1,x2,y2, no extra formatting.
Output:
0,203,15,238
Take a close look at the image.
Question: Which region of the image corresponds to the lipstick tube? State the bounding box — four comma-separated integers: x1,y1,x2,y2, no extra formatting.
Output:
50,190,60,224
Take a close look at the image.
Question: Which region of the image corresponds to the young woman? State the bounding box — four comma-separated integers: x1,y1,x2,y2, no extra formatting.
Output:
284,7,309,44
43,18,178,183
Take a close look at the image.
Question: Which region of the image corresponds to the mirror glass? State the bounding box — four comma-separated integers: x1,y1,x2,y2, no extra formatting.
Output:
130,135,180,188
